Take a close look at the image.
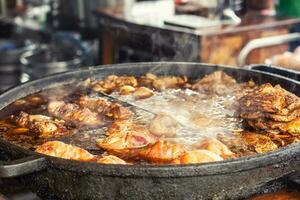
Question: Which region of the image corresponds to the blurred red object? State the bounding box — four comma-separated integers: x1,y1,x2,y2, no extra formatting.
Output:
175,0,190,5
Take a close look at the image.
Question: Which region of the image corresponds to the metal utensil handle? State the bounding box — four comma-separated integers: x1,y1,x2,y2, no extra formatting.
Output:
238,33,300,66
0,155,47,178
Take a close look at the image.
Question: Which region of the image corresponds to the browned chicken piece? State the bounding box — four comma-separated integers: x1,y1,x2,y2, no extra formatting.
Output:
119,85,136,95
13,94,46,107
89,75,138,94
77,96,132,120
97,155,127,164
239,84,300,118
106,103,132,120
246,118,300,136
77,96,111,113
137,73,158,88
48,101,102,126
266,109,300,122
193,138,235,159
138,140,185,163
35,141,96,161
267,132,300,147
148,113,181,137
192,71,238,95
98,120,157,158
241,132,278,153
152,76,188,91
286,118,300,135
172,150,223,164
217,133,255,157
10,111,69,138
133,87,154,99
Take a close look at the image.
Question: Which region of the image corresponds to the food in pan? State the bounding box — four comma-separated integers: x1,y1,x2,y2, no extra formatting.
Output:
0,71,299,165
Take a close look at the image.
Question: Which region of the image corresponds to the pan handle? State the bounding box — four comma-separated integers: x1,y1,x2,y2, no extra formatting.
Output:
0,155,47,178
246,64,300,82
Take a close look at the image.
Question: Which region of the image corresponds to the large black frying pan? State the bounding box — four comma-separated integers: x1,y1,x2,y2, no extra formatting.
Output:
0,62,300,200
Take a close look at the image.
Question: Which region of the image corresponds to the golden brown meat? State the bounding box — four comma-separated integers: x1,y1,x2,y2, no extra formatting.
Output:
88,75,138,94
148,113,181,137
239,84,300,118
246,118,300,136
132,87,154,99
172,150,223,164
97,155,127,164
35,141,96,161
241,132,278,153
119,85,136,95
98,120,157,158
192,71,237,95
10,111,69,138
47,101,102,126
77,96,132,120
152,76,188,91
238,83,300,136
193,138,235,159
138,140,185,163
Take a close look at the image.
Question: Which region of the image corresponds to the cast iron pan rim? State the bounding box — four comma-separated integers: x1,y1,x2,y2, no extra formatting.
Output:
0,62,299,178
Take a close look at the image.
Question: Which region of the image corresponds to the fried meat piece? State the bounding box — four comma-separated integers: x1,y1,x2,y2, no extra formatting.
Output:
138,73,188,91
35,141,96,161
152,76,188,91
97,120,157,158
48,101,102,126
192,71,237,94
77,96,132,120
148,113,181,137
172,150,223,164
119,85,136,95
133,87,154,99
241,132,278,153
239,84,300,136
239,84,300,118
193,138,235,159
97,155,127,164
246,118,300,135
88,75,138,94
11,111,68,138
138,140,185,163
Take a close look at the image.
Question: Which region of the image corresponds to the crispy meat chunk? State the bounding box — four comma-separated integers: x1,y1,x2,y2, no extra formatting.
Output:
138,140,185,163
119,85,136,95
172,150,223,164
97,155,127,164
193,138,235,159
89,75,138,94
11,111,68,138
153,76,188,91
138,73,188,91
192,71,237,95
48,101,102,126
77,96,132,120
241,132,278,153
133,87,154,99
239,84,300,118
98,120,157,158
35,141,96,161
246,118,300,135
148,113,181,137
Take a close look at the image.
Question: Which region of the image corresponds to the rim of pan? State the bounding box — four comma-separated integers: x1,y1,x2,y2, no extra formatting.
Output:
1,62,299,177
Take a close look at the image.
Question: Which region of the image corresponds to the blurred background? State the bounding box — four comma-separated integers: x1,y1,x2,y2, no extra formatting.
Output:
0,0,299,91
